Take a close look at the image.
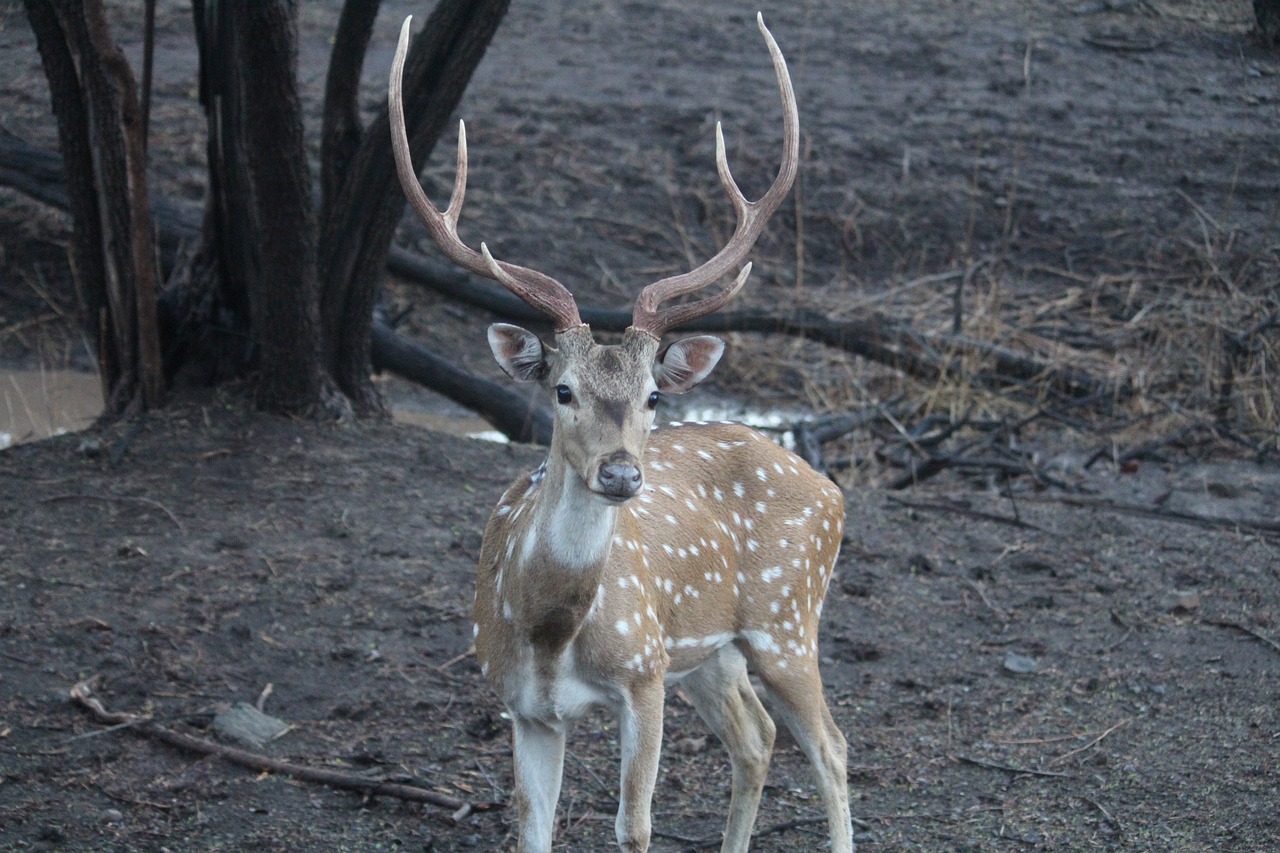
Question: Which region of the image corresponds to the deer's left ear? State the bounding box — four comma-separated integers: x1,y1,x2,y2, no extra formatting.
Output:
653,335,725,393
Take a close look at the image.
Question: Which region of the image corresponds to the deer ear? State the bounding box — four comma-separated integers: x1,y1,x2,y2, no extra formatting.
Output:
653,335,725,393
488,323,548,381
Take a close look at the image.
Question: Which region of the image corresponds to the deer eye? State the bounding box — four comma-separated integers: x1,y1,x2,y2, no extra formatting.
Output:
647,391,661,410
555,385,573,405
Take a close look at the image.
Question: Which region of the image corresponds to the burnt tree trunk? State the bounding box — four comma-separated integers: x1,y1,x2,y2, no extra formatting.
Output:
317,0,512,415
24,0,164,419
190,0,343,417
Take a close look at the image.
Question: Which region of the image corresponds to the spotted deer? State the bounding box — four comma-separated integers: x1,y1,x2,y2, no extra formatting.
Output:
390,13,852,853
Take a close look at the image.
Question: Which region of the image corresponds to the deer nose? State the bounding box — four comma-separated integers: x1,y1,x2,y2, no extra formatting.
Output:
597,454,642,499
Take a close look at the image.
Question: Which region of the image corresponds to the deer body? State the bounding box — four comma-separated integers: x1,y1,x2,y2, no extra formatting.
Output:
390,12,854,852
476,419,846,706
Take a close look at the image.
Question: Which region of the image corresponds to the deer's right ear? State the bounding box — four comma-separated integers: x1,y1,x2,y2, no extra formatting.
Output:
488,323,548,381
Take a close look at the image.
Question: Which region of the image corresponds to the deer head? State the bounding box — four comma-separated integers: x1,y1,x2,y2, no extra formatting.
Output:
389,11,798,503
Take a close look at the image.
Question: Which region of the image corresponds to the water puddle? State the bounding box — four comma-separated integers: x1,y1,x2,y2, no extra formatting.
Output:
1,368,103,450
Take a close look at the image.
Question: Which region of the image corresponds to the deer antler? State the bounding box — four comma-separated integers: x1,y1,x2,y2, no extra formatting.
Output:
389,16,583,332
630,12,799,339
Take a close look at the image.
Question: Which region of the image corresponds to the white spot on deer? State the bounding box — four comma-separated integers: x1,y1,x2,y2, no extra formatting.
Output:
662,544,675,556
616,619,631,636
770,601,780,614
697,484,708,498
741,629,782,655
587,584,606,621
672,444,685,453
746,539,760,553
755,501,768,514
665,514,678,526
713,486,725,501
733,482,745,498
761,566,783,583
472,623,479,638
684,499,698,512
677,548,688,559
674,592,683,605
496,504,512,517
649,461,662,472
658,485,676,498
697,449,713,461
781,585,792,598
633,611,642,626
756,467,768,482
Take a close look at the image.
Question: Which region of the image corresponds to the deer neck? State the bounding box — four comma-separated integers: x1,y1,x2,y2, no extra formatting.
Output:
522,447,619,576
505,449,620,654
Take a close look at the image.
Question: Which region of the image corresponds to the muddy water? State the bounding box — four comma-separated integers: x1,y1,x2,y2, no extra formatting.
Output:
0,369,102,449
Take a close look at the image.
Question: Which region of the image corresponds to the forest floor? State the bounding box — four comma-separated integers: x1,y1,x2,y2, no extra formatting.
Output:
2,1,1279,851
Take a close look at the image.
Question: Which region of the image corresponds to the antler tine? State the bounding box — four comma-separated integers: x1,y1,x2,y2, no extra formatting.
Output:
631,12,799,338
389,16,582,331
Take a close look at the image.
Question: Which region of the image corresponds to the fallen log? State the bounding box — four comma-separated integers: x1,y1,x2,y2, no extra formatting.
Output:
387,245,1126,402
370,318,552,444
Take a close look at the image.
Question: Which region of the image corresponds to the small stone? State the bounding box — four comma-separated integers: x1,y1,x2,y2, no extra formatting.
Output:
906,554,936,574
1168,590,1200,613
1003,651,1039,675
673,734,709,754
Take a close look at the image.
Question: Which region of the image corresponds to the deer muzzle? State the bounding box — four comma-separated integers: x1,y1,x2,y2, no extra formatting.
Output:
595,452,643,501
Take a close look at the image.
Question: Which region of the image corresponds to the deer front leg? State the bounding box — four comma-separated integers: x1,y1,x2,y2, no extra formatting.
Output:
512,715,567,853
615,678,665,852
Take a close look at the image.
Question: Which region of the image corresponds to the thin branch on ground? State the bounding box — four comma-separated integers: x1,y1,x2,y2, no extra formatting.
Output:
41,493,183,531
1050,717,1132,765
1201,618,1280,656
951,753,1073,779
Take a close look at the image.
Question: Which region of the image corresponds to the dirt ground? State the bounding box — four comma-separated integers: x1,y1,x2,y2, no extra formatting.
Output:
2,0,1280,851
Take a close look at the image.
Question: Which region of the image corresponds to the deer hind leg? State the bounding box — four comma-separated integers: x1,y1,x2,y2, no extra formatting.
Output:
755,663,855,853
678,644,777,853
512,715,567,853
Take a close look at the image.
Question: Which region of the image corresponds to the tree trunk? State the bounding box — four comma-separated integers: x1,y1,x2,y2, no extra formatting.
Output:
192,0,344,418
317,0,512,416
24,0,164,418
